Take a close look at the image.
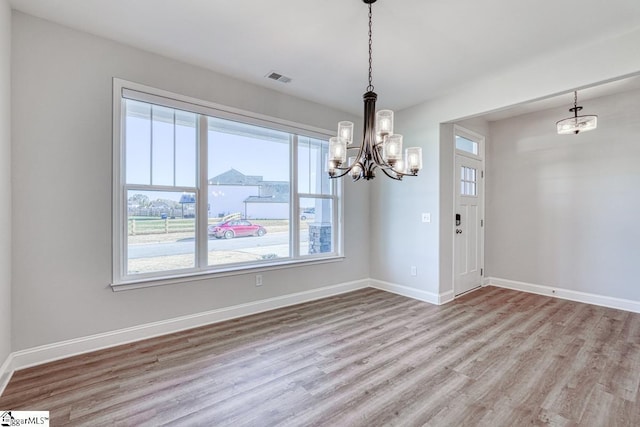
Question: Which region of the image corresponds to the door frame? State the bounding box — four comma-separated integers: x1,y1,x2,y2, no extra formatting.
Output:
452,124,486,297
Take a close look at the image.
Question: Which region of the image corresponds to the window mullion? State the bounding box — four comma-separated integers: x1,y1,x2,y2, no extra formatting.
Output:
149,105,154,185
114,95,126,283
197,115,209,268
291,134,299,258
173,110,177,187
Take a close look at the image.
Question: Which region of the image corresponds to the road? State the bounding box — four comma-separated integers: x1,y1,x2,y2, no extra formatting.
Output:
128,231,307,259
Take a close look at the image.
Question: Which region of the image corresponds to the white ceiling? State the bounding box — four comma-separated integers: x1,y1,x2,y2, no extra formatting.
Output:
480,73,640,122
9,0,640,116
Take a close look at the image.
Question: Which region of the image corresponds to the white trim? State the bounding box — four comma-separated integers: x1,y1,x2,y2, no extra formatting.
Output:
0,353,13,396
370,279,447,305
111,256,346,291
0,279,464,395
453,124,485,160
5,280,369,376
487,277,640,314
439,289,455,304
119,81,333,139
452,124,486,297
112,78,343,287
5,277,640,396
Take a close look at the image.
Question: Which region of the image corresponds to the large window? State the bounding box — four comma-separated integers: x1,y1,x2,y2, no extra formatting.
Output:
113,80,342,286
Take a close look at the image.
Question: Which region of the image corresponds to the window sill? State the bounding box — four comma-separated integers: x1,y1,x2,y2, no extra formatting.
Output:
110,256,346,292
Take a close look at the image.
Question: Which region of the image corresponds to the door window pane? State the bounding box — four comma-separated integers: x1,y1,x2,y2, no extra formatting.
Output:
460,166,478,196
456,135,479,155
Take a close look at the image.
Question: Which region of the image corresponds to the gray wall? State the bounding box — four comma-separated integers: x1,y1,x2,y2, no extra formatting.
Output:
486,89,640,300
0,0,11,367
371,25,640,299
11,12,367,351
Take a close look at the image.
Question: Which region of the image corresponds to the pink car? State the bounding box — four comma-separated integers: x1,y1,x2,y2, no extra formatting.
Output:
208,220,267,239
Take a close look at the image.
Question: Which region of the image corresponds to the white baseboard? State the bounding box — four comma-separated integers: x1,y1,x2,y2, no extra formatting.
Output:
370,279,449,305
488,277,640,314
439,289,455,304
5,276,636,397
0,352,13,397
0,279,369,394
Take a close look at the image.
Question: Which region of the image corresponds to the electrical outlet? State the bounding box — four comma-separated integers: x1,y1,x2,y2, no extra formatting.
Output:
410,266,417,276
421,213,431,223
255,274,263,287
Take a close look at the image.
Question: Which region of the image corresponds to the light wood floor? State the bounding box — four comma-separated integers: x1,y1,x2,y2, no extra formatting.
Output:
1,287,640,426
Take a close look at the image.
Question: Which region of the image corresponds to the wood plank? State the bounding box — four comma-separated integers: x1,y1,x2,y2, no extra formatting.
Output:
1,287,639,426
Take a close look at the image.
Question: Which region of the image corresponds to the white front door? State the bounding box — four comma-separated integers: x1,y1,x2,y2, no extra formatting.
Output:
454,129,484,296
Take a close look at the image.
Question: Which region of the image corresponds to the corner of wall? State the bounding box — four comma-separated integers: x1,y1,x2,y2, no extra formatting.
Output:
0,0,13,396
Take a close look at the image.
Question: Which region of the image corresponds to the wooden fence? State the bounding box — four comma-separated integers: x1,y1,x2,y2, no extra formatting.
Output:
128,213,242,235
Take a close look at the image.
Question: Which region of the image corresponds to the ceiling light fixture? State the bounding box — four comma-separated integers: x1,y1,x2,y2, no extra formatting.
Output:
556,91,598,135
327,0,422,181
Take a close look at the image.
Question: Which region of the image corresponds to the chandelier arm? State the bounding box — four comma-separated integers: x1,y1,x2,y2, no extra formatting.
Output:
385,164,410,176
329,166,357,179
380,167,402,181
328,0,422,181
364,161,377,180
370,139,387,165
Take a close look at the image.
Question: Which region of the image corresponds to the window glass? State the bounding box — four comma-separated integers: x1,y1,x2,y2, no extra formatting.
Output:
125,100,151,185
151,106,175,186
299,197,333,256
298,136,332,195
116,83,341,285
175,110,197,187
127,190,196,274
455,135,478,155
460,166,478,196
207,118,291,266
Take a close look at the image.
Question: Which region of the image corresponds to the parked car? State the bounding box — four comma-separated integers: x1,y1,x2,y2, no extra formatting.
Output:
208,220,267,239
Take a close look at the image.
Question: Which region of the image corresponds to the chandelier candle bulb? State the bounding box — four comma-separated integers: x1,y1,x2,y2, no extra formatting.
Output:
338,121,355,145
326,0,422,181
406,147,423,174
329,137,347,166
383,134,403,164
328,160,337,177
376,110,394,138
351,163,363,178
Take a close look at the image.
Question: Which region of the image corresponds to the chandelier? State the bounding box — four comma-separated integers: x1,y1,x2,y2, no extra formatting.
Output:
327,0,422,181
556,91,598,135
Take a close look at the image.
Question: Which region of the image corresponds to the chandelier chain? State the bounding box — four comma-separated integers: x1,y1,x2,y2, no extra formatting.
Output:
367,2,374,92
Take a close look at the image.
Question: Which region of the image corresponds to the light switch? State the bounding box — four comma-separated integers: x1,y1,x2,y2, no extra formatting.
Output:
421,213,431,223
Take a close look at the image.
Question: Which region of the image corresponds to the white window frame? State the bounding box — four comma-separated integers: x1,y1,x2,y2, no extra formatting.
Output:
112,79,343,290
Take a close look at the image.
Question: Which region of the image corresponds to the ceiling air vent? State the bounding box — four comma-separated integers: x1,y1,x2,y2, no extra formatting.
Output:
265,71,292,84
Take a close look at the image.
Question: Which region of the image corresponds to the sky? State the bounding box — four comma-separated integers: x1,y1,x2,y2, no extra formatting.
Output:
125,100,328,203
